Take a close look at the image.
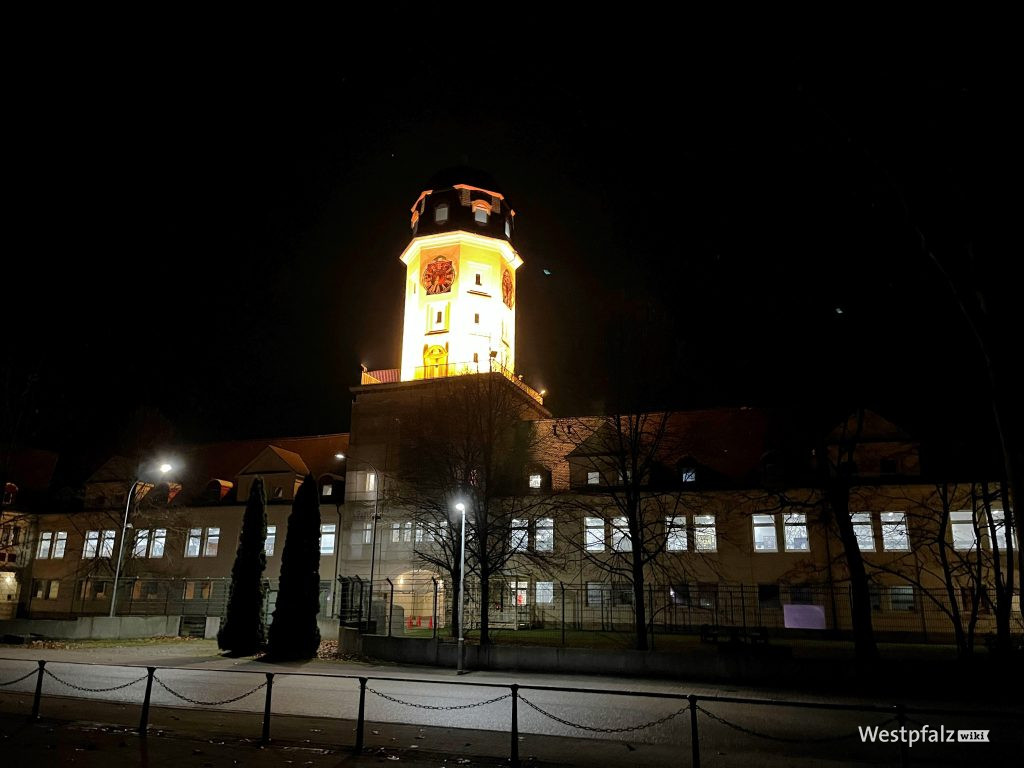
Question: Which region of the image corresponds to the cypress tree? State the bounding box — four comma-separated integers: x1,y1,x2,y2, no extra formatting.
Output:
217,476,268,655
267,473,322,659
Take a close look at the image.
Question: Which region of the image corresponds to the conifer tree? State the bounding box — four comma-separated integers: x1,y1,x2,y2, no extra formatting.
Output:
217,476,268,655
267,474,322,659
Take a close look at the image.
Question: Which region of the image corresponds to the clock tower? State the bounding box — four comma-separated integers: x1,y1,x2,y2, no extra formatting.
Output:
399,169,523,382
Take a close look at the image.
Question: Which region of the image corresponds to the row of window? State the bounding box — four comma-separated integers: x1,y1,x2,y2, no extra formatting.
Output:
31,578,218,602
35,524,339,561
425,201,511,236
530,467,699,490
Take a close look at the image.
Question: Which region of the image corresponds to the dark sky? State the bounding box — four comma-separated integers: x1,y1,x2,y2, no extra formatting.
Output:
6,43,1013,480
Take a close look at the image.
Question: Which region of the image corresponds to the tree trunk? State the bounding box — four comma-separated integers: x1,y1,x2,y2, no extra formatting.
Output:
631,549,649,651
831,485,878,662
478,567,491,646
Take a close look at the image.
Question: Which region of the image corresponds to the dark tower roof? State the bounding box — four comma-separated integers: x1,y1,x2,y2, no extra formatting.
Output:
409,168,515,244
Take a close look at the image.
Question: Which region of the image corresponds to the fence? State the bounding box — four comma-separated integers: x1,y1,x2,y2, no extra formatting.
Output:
341,576,1024,648
1,656,1018,767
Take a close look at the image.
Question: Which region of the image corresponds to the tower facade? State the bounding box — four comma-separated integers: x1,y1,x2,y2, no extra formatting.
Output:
399,172,523,382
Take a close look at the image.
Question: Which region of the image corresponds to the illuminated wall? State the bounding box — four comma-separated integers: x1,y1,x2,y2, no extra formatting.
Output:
399,230,523,381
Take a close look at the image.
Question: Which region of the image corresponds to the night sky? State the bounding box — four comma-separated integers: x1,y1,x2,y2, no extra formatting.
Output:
6,43,1013,482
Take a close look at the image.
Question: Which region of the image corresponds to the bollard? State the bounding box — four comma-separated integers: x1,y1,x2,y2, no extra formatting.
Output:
688,694,700,768
31,660,46,720
354,677,367,754
261,673,275,745
510,684,519,768
896,704,910,768
139,667,156,735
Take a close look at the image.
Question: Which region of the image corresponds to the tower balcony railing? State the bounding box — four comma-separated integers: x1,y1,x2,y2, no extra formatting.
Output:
361,361,543,404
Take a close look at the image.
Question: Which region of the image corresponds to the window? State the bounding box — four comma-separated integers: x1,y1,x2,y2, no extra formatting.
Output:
989,509,1018,551
611,516,631,552
320,524,336,555
80,580,109,600
783,513,809,551
132,580,160,601
611,582,633,606
693,515,716,552
617,468,633,484
889,585,915,611
52,531,67,558
510,519,527,553
752,514,777,552
510,580,528,606
361,521,373,545
183,580,212,600
472,201,490,224
697,582,718,609
84,530,116,559
133,529,150,558
851,512,875,552
204,527,220,557
758,584,781,610
434,203,449,223
150,529,166,558
265,525,277,556
474,313,480,324
535,518,554,552
403,521,413,543
415,523,426,544
669,583,690,606
880,512,910,551
37,531,53,559
587,471,600,486
584,517,605,552
473,352,479,363
33,579,60,600
475,273,482,286
323,484,333,497
536,581,554,604
528,473,542,489
436,310,443,323
391,523,401,543
586,582,604,606
681,468,697,484
666,516,687,552
950,510,976,550
186,528,202,558
504,219,511,237
869,584,882,611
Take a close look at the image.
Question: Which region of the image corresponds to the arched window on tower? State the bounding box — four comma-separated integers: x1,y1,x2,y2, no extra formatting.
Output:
434,203,449,224
472,200,491,225
423,345,448,379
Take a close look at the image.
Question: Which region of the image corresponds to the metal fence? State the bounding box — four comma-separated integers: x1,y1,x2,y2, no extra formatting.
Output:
1,656,1019,767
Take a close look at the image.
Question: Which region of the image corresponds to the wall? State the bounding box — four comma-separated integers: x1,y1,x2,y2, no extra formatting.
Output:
0,615,181,640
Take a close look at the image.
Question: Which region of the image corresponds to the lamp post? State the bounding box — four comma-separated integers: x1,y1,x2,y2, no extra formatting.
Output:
455,501,467,674
110,462,172,618
339,453,381,631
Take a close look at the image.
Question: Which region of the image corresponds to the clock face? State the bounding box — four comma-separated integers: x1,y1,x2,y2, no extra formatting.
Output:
502,269,514,308
422,257,455,295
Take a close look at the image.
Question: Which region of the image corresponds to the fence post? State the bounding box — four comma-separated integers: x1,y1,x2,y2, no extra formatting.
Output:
139,667,156,735
560,582,566,646
354,677,367,754
510,684,519,768
431,577,438,639
261,673,275,745
386,578,394,637
648,583,655,651
688,694,700,768
740,586,747,633
31,660,46,720
896,704,910,768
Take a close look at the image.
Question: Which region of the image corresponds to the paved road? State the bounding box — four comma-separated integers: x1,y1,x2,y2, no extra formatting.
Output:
1,651,1020,766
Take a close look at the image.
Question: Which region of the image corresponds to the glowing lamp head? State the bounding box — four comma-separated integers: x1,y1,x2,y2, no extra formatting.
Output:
159,463,173,474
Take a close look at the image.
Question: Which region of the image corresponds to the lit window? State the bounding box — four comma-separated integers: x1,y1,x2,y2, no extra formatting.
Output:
52,531,67,559
504,219,511,237
510,580,528,606
587,471,600,486
132,580,160,601
472,201,490,224
889,585,915,611
536,581,553,604
989,509,1017,551
183,580,212,600
415,523,426,544
204,528,220,557
133,529,150,558
320,523,336,554
528,473,542,489
366,473,377,493
83,530,100,558
37,531,53,559
185,528,202,558
391,523,401,543
880,512,910,551
151,529,166,558
403,521,413,543
681,468,697,483
950,510,976,550
586,582,604,606
361,521,373,545
693,515,717,552
81,579,109,600
783,513,809,551
435,203,449,223
33,579,60,600
611,516,632,552
535,518,554,552
265,525,276,556
752,514,777,552
666,516,687,552
99,530,115,558
323,484,333,497
510,519,527,552
851,513,875,551
585,517,605,552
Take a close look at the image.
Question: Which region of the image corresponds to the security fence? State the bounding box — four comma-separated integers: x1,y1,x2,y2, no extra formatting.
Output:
0,656,1019,767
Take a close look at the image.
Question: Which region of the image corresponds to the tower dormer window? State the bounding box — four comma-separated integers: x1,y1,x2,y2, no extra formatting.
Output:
472,200,491,224
434,203,449,224
504,218,511,237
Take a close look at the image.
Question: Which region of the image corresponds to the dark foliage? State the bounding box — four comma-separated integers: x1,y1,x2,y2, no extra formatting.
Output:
217,476,269,654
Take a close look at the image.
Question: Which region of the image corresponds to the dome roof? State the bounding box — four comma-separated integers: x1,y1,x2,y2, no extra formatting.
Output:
427,165,504,195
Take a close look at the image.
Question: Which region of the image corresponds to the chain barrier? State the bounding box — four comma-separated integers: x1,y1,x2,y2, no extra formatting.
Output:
0,669,38,687
43,668,148,693
518,693,689,734
153,674,267,706
695,704,897,744
367,685,511,711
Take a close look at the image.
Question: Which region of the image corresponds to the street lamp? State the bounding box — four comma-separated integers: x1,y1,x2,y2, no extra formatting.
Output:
110,462,173,618
339,453,381,630
455,501,467,674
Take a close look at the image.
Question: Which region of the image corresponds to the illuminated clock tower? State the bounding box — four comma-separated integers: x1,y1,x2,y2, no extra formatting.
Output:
399,170,523,382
